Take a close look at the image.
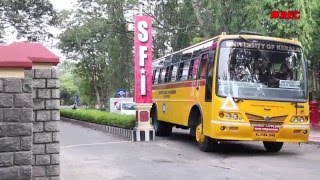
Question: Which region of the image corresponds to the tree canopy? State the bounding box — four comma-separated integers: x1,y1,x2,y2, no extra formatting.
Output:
57,0,320,108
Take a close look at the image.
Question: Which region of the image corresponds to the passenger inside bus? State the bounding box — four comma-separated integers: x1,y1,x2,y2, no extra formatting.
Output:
199,55,208,79
275,63,293,80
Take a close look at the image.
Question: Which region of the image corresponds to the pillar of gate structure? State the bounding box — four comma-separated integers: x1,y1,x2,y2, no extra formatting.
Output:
0,45,33,179
133,12,155,141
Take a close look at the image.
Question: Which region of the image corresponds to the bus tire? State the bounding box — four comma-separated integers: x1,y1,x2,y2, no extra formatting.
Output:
263,141,283,152
196,123,217,152
151,108,172,136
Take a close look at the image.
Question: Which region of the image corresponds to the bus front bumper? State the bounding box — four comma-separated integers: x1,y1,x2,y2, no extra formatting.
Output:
209,120,309,142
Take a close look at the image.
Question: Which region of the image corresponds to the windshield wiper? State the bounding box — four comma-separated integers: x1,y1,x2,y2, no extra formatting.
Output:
238,35,270,64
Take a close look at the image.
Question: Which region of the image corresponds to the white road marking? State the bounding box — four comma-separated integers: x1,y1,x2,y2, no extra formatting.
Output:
61,141,132,149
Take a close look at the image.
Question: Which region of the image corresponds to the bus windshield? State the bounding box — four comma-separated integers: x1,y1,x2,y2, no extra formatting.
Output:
217,39,307,102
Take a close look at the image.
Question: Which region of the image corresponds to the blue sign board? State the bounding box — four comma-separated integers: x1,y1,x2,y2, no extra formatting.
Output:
116,89,128,97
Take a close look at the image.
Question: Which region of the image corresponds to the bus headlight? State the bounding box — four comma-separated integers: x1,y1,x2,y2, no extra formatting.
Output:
219,112,241,120
226,113,231,119
233,114,238,120
291,116,308,123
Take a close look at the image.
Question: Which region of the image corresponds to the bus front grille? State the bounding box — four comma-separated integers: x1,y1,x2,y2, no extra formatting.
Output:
245,113,287,125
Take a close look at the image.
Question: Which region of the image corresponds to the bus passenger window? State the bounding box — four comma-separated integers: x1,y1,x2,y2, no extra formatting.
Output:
181,61,190,81
154,69,160,84
171,65,178,82
165,66,173,82
191,59,199,79
177,63,184,81
199,55,208,79
158,69,163,84
160,68,166,83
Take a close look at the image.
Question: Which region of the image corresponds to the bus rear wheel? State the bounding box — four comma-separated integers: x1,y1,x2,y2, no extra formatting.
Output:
196,124,217,152
263,141,283,152
151,109,172,136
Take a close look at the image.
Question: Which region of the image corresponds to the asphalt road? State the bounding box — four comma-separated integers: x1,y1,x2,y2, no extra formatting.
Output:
60,121,320,180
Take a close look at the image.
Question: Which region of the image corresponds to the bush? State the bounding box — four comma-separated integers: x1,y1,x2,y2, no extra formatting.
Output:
60,109,136,129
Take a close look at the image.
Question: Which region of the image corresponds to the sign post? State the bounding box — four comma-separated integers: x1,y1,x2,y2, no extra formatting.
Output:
133,11,155,141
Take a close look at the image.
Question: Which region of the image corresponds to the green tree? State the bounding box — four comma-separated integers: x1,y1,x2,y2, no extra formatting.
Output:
0,0,57,42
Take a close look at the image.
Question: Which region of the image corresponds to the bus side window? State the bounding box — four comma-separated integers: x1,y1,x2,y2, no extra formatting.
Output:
171,65,178,82
167,66,173,82
164,66,170,83
152,70,155,85
177,62,184,81
154,69,160,84
188,59,198,80
199,54,208,79
205,51,215,102
191,59,199,79
158,69,162,84
181,61,190,81
160,68,166,83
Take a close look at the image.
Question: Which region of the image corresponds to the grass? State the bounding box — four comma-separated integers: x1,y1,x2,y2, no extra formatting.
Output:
60,109,136,129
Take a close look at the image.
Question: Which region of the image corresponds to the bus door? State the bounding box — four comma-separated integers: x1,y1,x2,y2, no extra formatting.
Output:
195,53,209,102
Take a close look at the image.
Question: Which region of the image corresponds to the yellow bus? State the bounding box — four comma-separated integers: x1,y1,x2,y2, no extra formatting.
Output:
151,31,310,152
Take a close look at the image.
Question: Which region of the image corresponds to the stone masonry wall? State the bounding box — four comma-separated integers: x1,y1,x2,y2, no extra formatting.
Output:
25,69,60,180
0,78,33,180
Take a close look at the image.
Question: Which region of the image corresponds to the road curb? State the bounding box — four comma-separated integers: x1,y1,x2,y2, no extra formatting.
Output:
306,140,320,145
61,117,155,141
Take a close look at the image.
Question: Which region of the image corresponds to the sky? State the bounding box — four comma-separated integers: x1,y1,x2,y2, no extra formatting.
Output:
50,0,77,11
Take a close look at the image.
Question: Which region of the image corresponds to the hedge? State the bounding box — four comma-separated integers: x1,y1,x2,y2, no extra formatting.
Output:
60,109,136,129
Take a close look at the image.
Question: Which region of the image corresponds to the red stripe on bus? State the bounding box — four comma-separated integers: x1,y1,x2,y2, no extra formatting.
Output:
152,79,206,90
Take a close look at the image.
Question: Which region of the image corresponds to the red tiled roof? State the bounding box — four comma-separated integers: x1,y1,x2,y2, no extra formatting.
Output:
0,42,60,69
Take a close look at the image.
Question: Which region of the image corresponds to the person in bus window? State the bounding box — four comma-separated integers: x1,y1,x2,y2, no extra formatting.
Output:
276,63,293,80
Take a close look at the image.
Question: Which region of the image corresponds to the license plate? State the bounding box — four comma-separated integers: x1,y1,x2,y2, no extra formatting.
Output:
255,132,276,138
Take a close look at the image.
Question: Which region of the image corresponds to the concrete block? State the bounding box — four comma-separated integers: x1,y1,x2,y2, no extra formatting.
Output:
34,132,52,143
0,166,19,180
22,78,33,93
50,154,60,165
18,165,32,179
0,93,13,108
38,89,51,99
47,79,60,88
46,100,60,110
46,143,60,154
20,108,33,122
51,89,60,99
0,79,3,92
0,137,20,152
35,69,52,79
36,111,51,121
35,155,51,165
51,69,59,79
20,136,32,151
14,151,32,165
32,144,45,155
14,93,33,108
45,121,59,132
51,111,60,121
52,132,59,142
34,99,45,110
33,79,46,89
3,108,20,122
0,108,3,121
0,123,32,137
0,152,13,167
32,166,46,177
4,79,22,93
33,122,44,132
51,176,60,180
46,165,60,176
24,70,34,79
